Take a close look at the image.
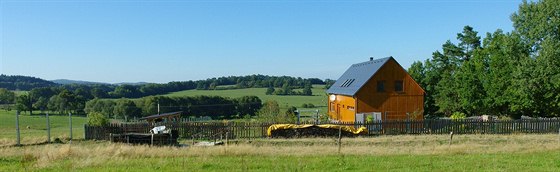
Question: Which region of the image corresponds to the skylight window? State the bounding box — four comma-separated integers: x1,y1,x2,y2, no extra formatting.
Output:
340,79,355,87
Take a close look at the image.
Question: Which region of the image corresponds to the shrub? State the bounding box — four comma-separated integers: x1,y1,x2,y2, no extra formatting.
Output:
450,112,466,120
257,100,280,122
301,103,315,108
87,112,108,126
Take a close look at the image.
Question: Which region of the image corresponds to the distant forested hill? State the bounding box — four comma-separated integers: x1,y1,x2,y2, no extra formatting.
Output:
0,74,59,90
8,74,330,118
1,74,329,98
51,79,109,85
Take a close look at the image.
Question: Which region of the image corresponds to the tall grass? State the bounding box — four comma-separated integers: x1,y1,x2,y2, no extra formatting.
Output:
1,134,559,171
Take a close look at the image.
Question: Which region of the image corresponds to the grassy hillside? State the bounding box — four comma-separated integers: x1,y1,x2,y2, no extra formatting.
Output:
0,111,88,146
165,85,328,111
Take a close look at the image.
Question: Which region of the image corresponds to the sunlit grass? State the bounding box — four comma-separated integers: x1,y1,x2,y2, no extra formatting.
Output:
0,111,87,146
164,85,329,112
1,134,559,171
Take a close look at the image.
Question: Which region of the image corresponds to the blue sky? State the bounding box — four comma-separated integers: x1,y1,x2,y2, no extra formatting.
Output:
1,0,521,83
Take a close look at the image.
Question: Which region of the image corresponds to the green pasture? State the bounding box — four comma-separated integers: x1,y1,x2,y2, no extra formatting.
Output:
13,91,28,96
0,111,88,145
164,85,328,111
3,151,558,171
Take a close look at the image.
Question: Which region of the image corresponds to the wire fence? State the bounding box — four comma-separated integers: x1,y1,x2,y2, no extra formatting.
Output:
85,118,560,141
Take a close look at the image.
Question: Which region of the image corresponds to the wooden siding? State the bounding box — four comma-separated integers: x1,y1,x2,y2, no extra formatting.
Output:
356,59,424,120
328,58,424,122
327,94,356,122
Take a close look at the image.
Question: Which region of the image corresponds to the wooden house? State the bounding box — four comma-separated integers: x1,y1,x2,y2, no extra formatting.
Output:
327,57,425,123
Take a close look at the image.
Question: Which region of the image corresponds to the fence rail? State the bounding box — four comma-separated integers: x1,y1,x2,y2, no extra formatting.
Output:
84,119,560,140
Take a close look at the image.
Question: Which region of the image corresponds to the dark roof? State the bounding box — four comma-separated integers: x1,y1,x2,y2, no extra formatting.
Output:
140,111,182,120
327,57,393,96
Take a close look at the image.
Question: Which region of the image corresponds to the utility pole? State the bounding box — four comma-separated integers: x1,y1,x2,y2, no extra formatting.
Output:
16,110,20,146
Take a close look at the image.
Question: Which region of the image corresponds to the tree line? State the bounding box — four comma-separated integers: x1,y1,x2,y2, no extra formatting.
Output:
0,75,58,90
0,74,322,120
0,74,326,99
2,85,262,119
408,0,560,118
265,82,313,96
85,95,263,121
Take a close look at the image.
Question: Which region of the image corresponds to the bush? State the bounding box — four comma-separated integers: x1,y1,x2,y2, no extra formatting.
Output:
265,87,275,95
257,100,280,122
87,112,108,126
450,112,466,120
301,103,315,108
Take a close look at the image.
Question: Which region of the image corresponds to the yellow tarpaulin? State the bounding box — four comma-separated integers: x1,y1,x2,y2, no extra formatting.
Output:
267,124,368,137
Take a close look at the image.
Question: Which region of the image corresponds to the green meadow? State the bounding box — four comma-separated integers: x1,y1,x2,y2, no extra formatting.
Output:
164,85,329,112
0,111,88,146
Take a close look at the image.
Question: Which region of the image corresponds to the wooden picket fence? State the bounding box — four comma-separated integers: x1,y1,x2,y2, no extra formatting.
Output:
85,122,273,141
84,118,560,141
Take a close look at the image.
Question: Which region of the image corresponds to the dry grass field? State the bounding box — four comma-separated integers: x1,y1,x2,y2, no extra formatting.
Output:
1,134,559,171
1,106,559,171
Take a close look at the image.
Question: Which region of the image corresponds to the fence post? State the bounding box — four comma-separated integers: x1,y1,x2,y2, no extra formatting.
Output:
46,112,51,143
83,124,86,140
449,131,454,145
338,126,342,154
192,135,195,146
69,112,73,143
296,110,300,125
16,110,21,146
314,109,318,124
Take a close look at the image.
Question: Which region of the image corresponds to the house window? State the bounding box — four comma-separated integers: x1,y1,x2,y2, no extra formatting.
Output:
377,81,385,92
395,80,404,92
347,106,355,111
330,103,335,112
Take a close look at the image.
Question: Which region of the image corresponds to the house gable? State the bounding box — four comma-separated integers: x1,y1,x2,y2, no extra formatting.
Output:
327,57,425,122
355,59,425,120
